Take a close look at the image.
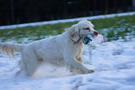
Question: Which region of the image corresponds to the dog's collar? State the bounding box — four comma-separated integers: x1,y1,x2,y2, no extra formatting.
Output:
71,36,82,44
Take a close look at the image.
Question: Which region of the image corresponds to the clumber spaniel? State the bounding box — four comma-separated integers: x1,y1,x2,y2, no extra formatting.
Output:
0,20,99,76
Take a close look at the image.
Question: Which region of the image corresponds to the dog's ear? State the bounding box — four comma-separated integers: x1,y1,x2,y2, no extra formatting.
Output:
69,24,79,38
73,24,79,33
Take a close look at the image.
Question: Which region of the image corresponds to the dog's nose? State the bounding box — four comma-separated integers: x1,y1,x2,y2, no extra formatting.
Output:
94,31,98,36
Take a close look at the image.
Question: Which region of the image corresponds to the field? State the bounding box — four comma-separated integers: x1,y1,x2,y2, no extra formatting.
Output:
0,13,135,90
0,14,135,43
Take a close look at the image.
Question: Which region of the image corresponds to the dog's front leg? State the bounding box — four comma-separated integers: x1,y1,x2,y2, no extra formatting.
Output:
64,57,94,74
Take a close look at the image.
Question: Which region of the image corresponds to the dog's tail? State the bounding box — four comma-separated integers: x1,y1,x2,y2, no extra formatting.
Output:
0,43,24,57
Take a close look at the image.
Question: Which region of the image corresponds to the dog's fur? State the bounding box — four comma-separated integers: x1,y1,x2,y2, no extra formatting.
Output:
0,20,98,76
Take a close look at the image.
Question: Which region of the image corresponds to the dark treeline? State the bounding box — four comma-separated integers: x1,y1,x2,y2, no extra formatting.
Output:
0,0,133,25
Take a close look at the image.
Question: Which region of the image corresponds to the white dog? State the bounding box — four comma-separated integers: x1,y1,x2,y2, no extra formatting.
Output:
0,20,98,76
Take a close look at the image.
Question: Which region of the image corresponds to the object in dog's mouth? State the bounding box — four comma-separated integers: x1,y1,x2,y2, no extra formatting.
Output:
94,34,104,44
82,34,104,45
82,34,92,44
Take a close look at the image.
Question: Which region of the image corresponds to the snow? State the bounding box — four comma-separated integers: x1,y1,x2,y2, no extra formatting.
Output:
0,12,135,30
0,12,135,90
0,38,135,90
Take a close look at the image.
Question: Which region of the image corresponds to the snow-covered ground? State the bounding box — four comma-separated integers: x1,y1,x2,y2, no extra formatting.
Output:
0,12,135,90
0,38,135,90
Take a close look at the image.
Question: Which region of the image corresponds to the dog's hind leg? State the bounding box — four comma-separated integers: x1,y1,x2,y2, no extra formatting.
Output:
21,52,39,77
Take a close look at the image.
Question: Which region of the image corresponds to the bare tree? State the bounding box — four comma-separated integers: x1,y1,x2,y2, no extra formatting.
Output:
10,0,15,24
133,0,135,10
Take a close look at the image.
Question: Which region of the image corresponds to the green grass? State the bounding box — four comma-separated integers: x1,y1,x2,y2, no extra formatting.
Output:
0,14,135,43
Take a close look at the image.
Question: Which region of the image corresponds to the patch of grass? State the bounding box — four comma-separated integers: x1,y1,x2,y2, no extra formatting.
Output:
0,22,78,42
0,14,135,43
96,15,135,41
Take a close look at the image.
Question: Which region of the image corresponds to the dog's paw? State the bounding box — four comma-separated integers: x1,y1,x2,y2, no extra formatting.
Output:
83,69,95,74
88,70,95,73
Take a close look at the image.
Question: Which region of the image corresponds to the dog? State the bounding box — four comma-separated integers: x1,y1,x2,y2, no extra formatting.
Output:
0,20,98,76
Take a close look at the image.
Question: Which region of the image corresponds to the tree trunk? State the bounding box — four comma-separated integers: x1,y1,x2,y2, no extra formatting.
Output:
133,0,135,10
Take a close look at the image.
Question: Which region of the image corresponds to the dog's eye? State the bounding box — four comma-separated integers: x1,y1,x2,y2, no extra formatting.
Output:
83,28,90,31
83,28,89,30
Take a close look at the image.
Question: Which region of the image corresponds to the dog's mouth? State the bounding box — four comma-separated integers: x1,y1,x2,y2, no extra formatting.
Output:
85,36,92,41
82,33,104,45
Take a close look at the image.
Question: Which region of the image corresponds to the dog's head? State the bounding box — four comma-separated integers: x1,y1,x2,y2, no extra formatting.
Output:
69,20,99,44
76,20,98,38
